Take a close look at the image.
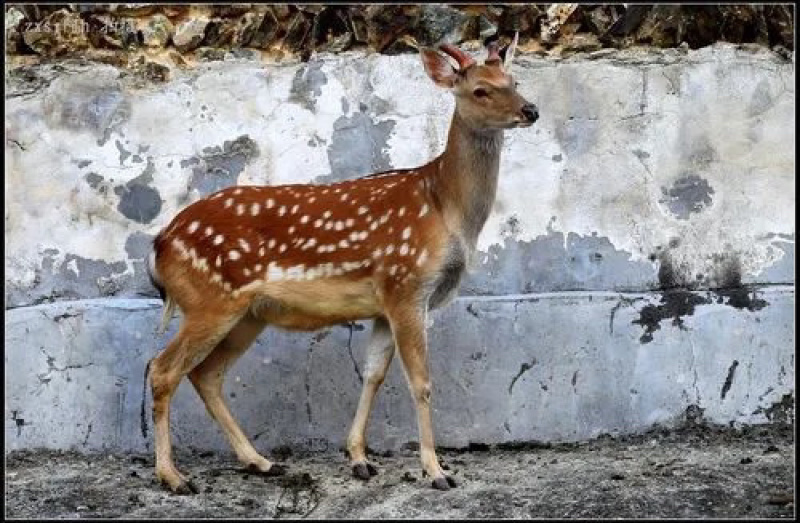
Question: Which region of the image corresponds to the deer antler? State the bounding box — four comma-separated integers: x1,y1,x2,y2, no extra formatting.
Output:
439,43,476,70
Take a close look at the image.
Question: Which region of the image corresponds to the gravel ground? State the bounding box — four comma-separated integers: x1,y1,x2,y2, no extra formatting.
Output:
5,423,794,519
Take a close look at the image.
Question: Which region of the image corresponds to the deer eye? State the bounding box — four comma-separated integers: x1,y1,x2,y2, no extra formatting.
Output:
473,88,489,98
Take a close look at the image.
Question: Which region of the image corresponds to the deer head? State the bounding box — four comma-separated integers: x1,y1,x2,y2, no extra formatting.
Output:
420,35,538,131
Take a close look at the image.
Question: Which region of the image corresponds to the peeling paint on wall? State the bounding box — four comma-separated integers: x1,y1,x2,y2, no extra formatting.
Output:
185,135,260,198
289,59,328,112
659,174,715,219
4,46,794,309
323,111,396,182
464,228,658,295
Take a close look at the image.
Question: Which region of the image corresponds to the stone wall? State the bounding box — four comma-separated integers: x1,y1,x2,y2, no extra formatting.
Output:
6,4,795,66
4,7,795,453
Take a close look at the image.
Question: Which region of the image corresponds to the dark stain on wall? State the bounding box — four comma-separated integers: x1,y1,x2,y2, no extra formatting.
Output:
114,157,162,224
321,111,396,182
709,253,768,311
632,288,711,344
752,393,795,424
659,174,715,220
185,134,260,197
632,247,769,343
9,249,130,307
720,360,739,400
289,59,328,112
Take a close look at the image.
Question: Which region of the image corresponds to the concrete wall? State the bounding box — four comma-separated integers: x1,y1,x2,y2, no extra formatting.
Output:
5,43,795,453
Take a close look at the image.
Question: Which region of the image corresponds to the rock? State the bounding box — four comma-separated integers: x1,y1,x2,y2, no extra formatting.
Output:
415,5,475,46
298,5,326,16
113,4,160,17
499,5,544,35
173,17,209,52
583,5,624,35
142,61,170,82
196,47,226,61
383,34,419,55
271,4,292,21
608,5,652,37
22,9,91,57
227,48,259,60
541,4,580,44
680,6,726,49
347,8,368,44
282,11,312,53
161,5,190,19
214,4,253,18
478,16,497,40
230,12,264,47
248,7,280,49
85,15,140,50
311,6,351,49
365,5,421,52
167,50,187,68
318,32,353,54
764,5,793,50
139,14,174,48
562,33,603,54
5,7,27,54
202,19,237,47
93,50,130,68
633,5,682,47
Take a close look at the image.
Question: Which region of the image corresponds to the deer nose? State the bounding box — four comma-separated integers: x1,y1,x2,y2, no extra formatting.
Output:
521,104,539,123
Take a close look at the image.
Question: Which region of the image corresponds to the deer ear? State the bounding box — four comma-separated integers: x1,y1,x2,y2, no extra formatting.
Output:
420,48,458,88
503,32,519,70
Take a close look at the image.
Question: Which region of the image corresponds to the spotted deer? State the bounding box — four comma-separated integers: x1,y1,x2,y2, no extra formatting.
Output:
145,37,538,494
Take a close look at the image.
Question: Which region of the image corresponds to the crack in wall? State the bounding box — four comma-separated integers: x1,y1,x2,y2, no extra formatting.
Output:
508,359,537,395
344,322,364,385
36,346,95,385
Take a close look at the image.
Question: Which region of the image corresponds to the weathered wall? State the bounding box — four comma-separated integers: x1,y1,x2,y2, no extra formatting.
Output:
4,43,795,453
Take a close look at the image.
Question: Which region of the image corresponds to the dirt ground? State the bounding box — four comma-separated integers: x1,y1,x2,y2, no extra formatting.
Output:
5,422,795,519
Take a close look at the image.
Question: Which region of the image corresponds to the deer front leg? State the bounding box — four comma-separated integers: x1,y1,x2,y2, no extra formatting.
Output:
346,317,395,480
387,305,457,490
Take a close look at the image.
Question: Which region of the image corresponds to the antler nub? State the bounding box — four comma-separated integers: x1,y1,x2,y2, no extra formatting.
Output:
439,43,476,70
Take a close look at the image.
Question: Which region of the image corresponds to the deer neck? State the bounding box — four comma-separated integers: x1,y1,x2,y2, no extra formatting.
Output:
430,111,504,251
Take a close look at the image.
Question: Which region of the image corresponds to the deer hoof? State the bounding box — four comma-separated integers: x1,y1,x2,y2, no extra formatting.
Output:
259,463,288,477
431,475,457,490
352,462,378,480
172,479,199,495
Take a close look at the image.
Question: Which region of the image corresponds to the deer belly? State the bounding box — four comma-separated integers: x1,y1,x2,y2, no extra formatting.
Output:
248,278,381,330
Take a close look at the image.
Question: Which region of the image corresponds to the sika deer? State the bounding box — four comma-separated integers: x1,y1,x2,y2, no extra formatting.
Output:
145,38,538,493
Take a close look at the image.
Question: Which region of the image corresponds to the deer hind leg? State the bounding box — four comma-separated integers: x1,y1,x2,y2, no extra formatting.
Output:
187,315,286,477
387,304,457,491
346,317,395,480
149,311,242,494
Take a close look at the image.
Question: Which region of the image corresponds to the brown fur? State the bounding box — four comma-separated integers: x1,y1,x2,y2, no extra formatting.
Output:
146,40,537,493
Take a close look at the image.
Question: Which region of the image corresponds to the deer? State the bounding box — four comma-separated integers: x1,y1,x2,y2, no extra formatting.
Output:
144,37,538,494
